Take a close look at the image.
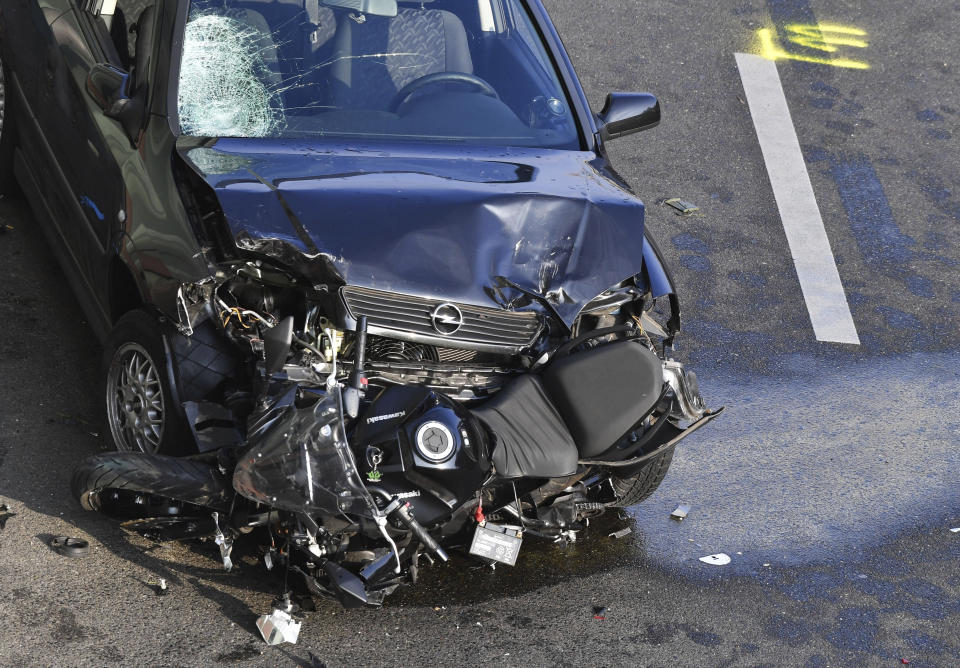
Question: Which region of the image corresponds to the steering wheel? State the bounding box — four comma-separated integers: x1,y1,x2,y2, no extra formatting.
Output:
388,72,499,113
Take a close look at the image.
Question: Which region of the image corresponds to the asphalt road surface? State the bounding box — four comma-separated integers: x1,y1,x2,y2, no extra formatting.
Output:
2,1,959,666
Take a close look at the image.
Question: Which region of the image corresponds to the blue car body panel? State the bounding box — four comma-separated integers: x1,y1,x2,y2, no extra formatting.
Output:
180,139,674,327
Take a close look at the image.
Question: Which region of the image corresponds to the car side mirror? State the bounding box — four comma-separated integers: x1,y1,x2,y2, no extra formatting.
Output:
597,92,660,141
86,63,143,142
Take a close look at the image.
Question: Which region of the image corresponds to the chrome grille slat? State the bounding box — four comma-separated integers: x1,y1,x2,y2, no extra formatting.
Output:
342,286,540,354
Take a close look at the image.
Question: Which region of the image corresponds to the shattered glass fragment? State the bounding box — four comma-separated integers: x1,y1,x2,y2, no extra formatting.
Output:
178,14,286,138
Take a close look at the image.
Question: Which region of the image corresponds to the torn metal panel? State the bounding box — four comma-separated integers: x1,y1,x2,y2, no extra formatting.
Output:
178,141,674,327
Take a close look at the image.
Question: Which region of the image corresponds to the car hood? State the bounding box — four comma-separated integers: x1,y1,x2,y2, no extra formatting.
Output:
179,139,649,327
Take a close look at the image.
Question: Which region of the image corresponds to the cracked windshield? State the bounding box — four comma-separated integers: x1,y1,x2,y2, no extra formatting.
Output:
178,0,580,147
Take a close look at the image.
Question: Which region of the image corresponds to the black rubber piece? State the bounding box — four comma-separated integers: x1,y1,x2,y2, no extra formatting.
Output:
50,536,90,558
72,451,231,513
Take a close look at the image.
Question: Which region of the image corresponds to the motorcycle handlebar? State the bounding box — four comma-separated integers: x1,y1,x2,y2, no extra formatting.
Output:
367,487,449,562
393,502,449,562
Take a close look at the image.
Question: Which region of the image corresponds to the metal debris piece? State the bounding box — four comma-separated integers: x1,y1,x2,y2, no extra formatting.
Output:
698,553,731,566
592,606,607,621
212,512,234,571
608,527,632,539
664,198,700,215
670,505,691,521
256,609,302,645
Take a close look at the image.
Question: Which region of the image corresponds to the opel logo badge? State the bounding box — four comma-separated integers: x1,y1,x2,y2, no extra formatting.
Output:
430,303,463,335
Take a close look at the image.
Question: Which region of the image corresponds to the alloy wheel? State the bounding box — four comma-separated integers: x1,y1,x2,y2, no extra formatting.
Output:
106,343,166,453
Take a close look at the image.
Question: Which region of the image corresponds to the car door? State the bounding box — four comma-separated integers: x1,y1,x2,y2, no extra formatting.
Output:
39,3,145,324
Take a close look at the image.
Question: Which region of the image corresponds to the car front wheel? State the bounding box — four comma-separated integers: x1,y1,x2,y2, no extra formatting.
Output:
103,310,194,455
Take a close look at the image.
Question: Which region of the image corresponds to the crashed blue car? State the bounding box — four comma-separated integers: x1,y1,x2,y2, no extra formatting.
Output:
1,0,718,607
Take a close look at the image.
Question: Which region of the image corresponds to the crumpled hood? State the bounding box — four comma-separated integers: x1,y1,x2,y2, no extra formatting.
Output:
179,139,650,327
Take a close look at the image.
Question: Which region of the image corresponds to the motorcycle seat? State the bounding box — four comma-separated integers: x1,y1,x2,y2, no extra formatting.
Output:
472,375,579,479
473,337,664,477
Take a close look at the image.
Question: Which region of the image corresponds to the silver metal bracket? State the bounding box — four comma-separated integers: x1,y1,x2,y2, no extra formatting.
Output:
212,511,233,572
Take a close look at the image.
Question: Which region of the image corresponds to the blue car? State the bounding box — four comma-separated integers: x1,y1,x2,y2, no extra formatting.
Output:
3,0,718,606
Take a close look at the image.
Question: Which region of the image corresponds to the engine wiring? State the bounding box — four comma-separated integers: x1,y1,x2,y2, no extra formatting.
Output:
217,297,278,330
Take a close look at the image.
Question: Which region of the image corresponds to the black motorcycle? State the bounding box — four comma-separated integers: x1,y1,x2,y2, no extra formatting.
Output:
73,311,719,611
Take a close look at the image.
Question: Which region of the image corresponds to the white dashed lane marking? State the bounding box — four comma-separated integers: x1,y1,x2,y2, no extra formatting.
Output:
735,52,861,345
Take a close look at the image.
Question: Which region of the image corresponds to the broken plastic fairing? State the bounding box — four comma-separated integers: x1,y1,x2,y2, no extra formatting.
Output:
232,393,377,518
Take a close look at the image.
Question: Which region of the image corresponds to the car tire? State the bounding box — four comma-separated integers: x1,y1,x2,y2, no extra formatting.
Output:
102,309,195,455
0,51,20,195
609,449,674,508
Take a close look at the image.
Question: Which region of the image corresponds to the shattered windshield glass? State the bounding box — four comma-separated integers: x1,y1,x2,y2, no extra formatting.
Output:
177,0,579,148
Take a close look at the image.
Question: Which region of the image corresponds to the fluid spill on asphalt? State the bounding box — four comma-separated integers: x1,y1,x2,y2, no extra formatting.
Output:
395,349,960,605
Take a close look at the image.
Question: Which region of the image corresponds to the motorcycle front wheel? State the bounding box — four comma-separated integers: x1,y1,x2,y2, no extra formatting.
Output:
72,451,229,518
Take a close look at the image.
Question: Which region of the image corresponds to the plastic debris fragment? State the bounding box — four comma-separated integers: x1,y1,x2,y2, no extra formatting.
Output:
608,527,632,539
670,505,691,520
156,579,168,596
950,527,960,533
592,606,607,620
699,553,731,566
664,198,700,215
256,609,302,645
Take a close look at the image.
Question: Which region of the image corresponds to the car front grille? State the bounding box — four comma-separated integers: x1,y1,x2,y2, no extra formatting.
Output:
341,286,541,354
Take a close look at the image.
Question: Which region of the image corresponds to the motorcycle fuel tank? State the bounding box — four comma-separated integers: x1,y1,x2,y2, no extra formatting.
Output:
354,385,490,526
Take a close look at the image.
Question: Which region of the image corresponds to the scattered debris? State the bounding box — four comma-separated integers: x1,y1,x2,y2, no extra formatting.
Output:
901,659,910,665
256,609,301,645
0,224,13,233
950,527,960,533
699,553,731,566
670,505,691,521
592,606,607,621
608,527,632,539
155,578,169,596
663,198,700,216
49,536,91,558
0,503,14,530
762,563,771,567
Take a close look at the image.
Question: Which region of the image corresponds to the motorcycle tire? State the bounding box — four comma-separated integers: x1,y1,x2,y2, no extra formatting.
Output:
609,449,674,508
102,309,195,455
72,451,230,514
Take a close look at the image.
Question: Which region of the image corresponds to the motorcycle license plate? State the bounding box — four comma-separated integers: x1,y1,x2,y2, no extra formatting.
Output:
469,523,522,566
